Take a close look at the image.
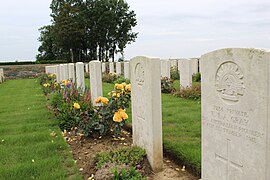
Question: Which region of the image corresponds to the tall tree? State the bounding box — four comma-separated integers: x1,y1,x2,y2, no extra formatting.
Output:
36,25,58,60
37,0,138,62
51,0,86,62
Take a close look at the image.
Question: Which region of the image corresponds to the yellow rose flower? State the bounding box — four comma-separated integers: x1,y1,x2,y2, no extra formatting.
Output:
121,82,127,87
65,81,71,86
43,83,50,87
49,73,55,78
62,79,71,86
100,97,109,104
113,111,123,122
119,109,128,119
113,108,128,122
115,83,124,90
125,84,131,92
95,97,101,103
73,102,80,109
118,84,124,90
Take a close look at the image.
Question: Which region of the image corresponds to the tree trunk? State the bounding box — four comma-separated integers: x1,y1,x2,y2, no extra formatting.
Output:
70,48,74,63
78,49,81,62
98,47,102,62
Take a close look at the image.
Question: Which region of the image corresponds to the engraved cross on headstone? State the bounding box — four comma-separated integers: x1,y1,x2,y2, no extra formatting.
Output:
215,138,243,180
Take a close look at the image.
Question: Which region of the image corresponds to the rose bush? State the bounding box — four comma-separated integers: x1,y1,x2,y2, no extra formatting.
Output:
39,74,131,137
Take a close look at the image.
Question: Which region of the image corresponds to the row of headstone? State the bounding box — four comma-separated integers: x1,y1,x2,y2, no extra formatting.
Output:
130,48,270,178
160,59,199,81
44,48,269,179
0,68,4,83
101,62,130,79
45,62,103,102
45,63,85,91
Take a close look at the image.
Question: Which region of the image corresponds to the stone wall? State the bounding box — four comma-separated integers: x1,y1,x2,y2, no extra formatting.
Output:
0,64,53,80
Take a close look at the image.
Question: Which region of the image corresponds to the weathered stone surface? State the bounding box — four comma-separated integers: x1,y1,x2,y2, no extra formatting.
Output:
130,56,163,172
89,61,103,104
201,48,270,180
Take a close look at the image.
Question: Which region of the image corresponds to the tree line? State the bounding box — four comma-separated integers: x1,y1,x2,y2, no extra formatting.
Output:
37,0,138,62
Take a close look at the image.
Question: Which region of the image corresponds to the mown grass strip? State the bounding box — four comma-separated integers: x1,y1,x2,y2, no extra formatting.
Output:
0,79,81,180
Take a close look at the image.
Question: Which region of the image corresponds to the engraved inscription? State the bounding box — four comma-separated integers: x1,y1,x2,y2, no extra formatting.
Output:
134,63,145,86
215,138,243,180
136,116,149,148
136,91,145,119
205,105,264,143
216,62,245,104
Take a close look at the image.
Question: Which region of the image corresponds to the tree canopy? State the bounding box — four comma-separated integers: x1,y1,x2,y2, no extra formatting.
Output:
37,0,138,62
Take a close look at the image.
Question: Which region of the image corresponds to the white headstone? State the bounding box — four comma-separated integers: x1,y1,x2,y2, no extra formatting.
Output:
45,66,54,74
102,63,106,73
201,48,270,180
68,63,75,82
53,66,57,74
109,62,114,74
130,56,163,172
56,65,61,83
75,62,85,91
124,62,130,79
63,64,69,80
191,58,199,75
45,66,49,74
61,64,67,80
178,59,192,88
160,60,170,78
59,64,65,81
89,61,103,104
116,62,122,75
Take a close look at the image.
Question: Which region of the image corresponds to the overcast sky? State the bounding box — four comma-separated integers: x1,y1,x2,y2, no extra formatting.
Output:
0,0,269,62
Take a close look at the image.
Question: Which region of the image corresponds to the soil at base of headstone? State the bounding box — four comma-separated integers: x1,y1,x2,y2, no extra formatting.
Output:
64,130,199,180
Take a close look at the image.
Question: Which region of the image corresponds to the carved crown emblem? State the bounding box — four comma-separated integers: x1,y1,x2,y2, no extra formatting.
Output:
134,63,145,86
215,61,245,104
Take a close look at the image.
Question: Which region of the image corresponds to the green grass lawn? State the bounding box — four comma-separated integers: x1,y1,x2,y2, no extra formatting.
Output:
0,79,81,180
101,81,201,174
162,93,201,174
0,77,200,178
